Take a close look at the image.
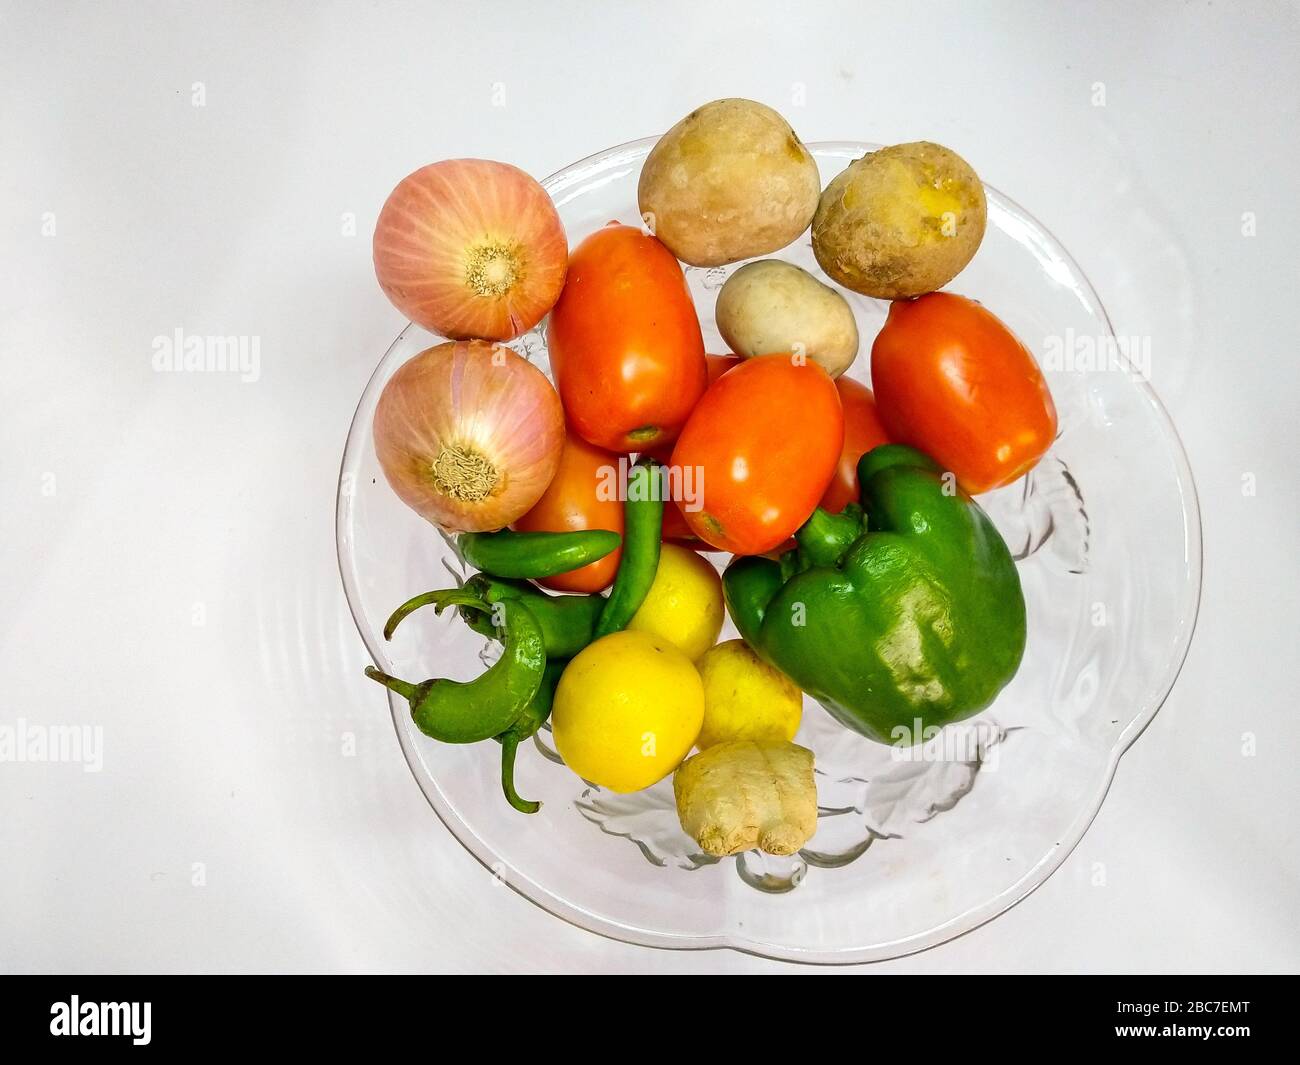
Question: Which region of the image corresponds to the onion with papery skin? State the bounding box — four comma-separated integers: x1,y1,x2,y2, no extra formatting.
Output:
373,340,565,533
373,159,568,341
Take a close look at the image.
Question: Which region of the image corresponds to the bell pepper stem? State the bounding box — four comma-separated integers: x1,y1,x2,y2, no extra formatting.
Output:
796,506,864,569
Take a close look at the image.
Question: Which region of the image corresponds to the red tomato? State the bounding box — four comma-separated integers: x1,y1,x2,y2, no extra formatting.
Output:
548,224,707,453
660,502,728,549
670,354,843,554
659,501,694,543
651,354,743,547
512,432,623,592
702,353,742,386
871,293,1057,493
819,376,891,513
644,354,741,466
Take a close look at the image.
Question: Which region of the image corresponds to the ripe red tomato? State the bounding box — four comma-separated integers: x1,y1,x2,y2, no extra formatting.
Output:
512,432,623,592
645,354,741,469
670,354,843,554
651,354,742,546
871,292,1057,493
819,376,891,513
659,501,694,545
548,224,707,453
702,352,742,386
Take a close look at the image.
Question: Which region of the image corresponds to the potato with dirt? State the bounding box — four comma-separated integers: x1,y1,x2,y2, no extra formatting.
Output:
638,99,821,267
715,259,859,378
812,141,986,300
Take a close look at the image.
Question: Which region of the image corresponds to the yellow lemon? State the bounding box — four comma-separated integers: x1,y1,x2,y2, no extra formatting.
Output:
696,639,802,749
552,630,704,792
627,543,724,661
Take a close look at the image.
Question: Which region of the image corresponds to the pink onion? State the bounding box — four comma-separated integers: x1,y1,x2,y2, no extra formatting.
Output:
373,340,565,532
372,159,567,342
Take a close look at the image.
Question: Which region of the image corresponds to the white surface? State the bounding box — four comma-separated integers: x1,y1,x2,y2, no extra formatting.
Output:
1,0,1297,973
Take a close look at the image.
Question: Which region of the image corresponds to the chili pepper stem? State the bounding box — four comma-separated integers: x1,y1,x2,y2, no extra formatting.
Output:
500,733,540,814
384,587,487,640
364,665,420,702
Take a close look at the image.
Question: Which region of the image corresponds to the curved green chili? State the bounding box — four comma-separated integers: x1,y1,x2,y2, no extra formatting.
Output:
382,586,482,641
364,598,545,743
594,458,664,639
458,528,621,579
383,576,601,659
496,659,565,814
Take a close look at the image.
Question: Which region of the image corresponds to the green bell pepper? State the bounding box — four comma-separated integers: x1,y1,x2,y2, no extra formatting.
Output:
723,444,1026,745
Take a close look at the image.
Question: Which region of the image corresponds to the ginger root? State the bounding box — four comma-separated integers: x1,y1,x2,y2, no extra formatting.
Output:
673,740,817,857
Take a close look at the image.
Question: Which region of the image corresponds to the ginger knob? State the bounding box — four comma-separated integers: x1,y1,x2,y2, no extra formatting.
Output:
673,740,817,857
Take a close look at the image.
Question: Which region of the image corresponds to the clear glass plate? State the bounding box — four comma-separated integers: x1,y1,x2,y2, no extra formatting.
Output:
336,139,1202,963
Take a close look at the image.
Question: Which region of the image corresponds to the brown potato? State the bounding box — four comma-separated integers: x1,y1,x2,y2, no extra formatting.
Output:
638,99,821,267
715,260,859,378
811,141,986,300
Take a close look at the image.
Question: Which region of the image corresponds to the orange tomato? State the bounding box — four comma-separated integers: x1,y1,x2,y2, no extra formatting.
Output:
512,432,623,592
670,354,843,555
871,293,1057,493
548,224,707,453
651,354,742,547
644,354,741,467
819,376,891,513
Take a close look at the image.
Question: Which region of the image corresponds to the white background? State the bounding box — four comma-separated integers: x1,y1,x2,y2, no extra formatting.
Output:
2,1,1297,973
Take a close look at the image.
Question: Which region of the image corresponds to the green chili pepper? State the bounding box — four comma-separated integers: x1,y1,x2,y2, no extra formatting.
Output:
458,528,621,579
593,458,664,639
496,660,565,814
383,576,601,659
364,597,545,743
